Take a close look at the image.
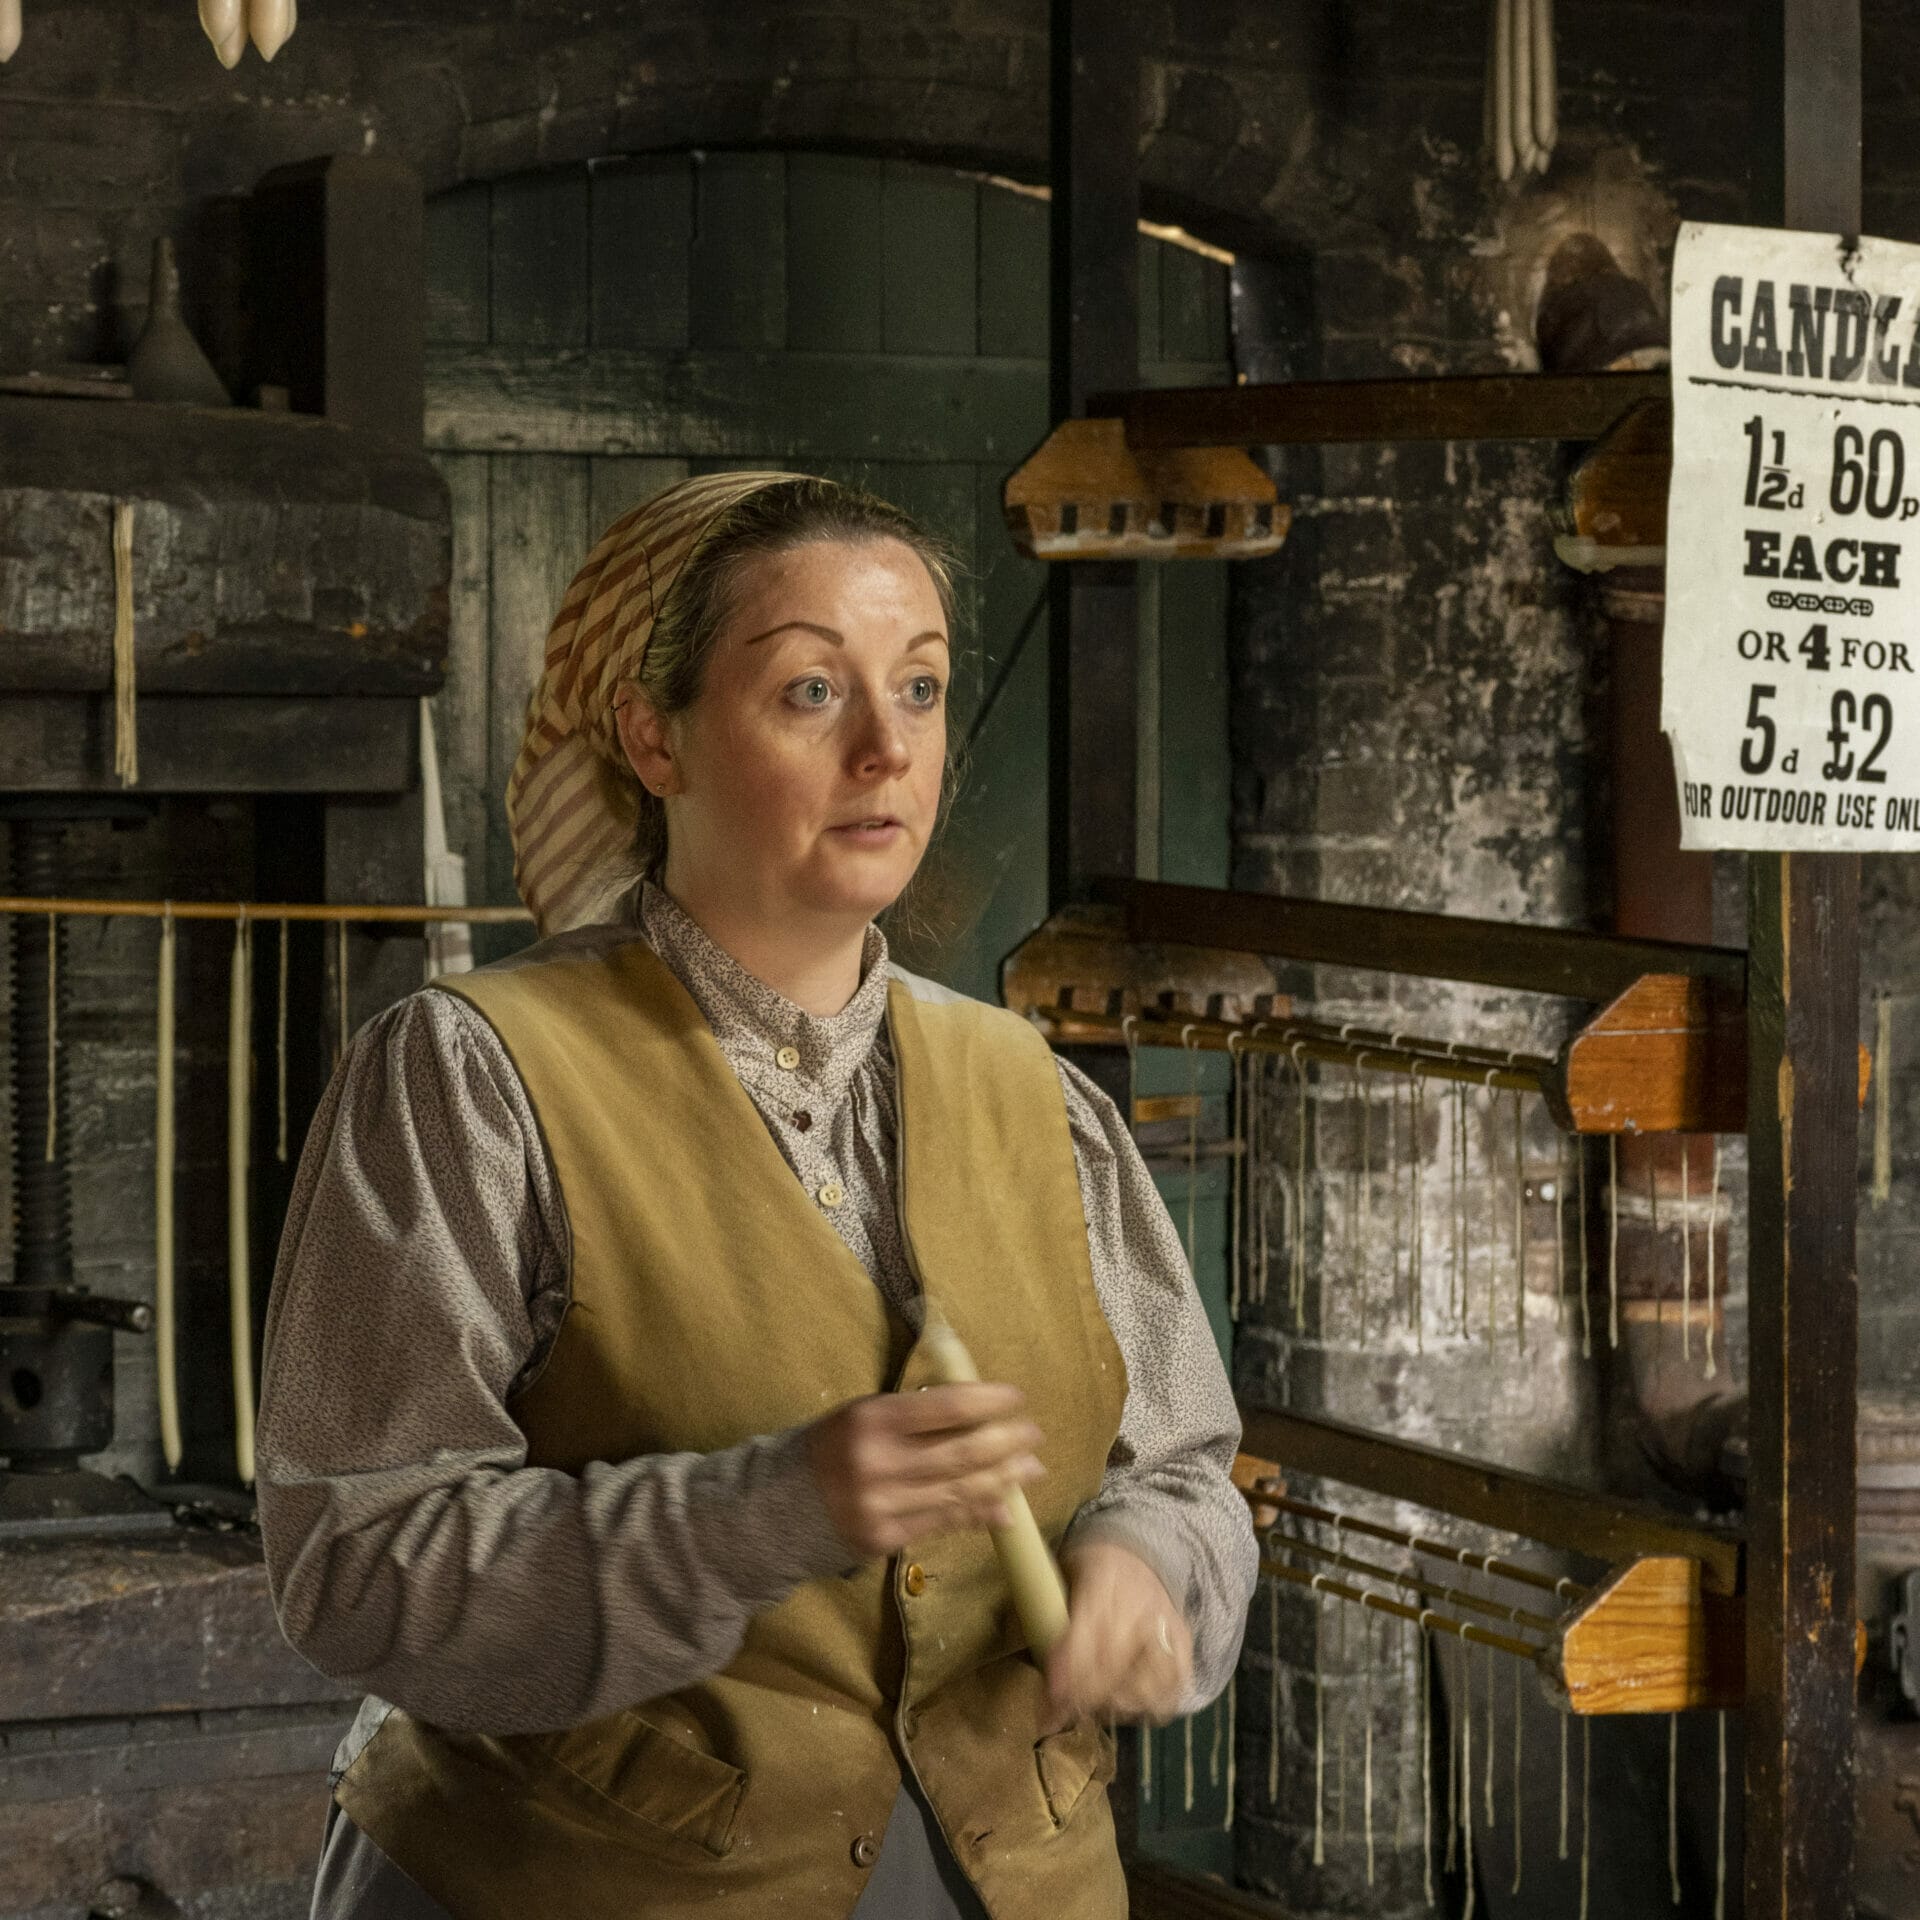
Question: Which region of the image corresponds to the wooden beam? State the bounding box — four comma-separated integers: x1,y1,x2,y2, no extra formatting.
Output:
1239,1404,1744,1597
1743,4,1863,1915
1048,0,1139,918
1106,878,1747,1003
0,696,416,793
1094,370,1669,449
425,345,1065,464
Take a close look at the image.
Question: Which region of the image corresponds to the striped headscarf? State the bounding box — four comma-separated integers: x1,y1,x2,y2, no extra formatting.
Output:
507,471,794,935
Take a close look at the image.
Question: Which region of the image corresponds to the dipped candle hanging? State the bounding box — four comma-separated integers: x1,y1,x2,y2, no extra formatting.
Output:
228,912,257,1485
1578,1136,1593,1359
248,0,295,60
200,0,247,65
0,0,20,62
1705,1137,1721,1379
44,911,59,1162
1680,1138,1693,1359
1511,1086,1527,1352
1267,1574,1281,1806
1668,1713,1682,1905
155,908,181,1472
1509,1648,1524,1893
1607,1134,1621,1349
276,916,290,1162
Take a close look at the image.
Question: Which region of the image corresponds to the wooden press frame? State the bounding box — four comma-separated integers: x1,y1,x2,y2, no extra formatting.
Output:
1044,0,1864,1910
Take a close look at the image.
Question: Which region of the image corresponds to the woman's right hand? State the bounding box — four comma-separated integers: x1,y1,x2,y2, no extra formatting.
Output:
804,1383,1046,1561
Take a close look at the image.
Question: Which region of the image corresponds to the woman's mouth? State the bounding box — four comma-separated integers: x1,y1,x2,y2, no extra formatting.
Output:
828,817,905,845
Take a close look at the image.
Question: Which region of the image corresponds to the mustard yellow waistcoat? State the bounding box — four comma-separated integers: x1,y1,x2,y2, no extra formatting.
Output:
335,939,1130,1919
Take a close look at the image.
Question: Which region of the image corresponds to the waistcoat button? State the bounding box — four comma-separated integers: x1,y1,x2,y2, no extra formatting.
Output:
903,1562,927,1596
851,1834,879,1868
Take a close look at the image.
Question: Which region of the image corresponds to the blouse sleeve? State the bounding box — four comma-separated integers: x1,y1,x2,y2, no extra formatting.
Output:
255,990,854,1738
1052,1055,1260,1714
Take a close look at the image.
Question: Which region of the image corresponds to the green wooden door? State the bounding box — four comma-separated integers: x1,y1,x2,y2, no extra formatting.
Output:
423,150,1237,1869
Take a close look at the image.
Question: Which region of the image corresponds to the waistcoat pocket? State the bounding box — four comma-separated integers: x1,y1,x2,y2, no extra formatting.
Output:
532,1711,747,1857
1033,1716,1119,1828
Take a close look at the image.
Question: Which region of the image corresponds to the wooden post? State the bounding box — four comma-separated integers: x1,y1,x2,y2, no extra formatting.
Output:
1048,0,1139,916
1744,6,1862,1915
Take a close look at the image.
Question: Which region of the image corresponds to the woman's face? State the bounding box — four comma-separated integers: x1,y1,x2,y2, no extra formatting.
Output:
625,536,950,926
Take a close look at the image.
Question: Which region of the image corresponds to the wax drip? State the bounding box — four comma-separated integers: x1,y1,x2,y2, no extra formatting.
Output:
1184,1708,1195,1813
1293,1050,1309,1332
273,918,289,1162
1714,1710,1728,1920
1255,1055,1271,1308
1555,1135,1568,1328
1667,1713,1683,1904
1651,1154,1663,1331
1229,1042,1245,1320
1578,1138,1593,1359
1313,1575,1328,1866
1482,1629,1496,1832
1396,1615,1411,1854
155,909,180,1473
1222,1677,1237,1830
1420,1622,1435,1908
1183,1032,1200,1287
1346,1062,1362,1339
1449,1082,1465,1328
335,920,351,1064
1874,994,1895,1206
1484,1083,1499,1350
1335,1524,1350,1839
1267,1577,1281,1805
1558,1704,1570,1860
1681,1137,1693,1359
1210,1677,1223,1789
1411,1070,1428,1351
1391,1073,1406,1323
1509,1649,1523,1894
1363,1608,1376,1884
1359,1064,1375,1344
1512,1085,1527,1352
1579,1717,1593,1920
1460,1637,1477,1920
1705,1137,1721,1379
44,913,58,1162
1607,1134,1620,1350
1444,1631,1459,1874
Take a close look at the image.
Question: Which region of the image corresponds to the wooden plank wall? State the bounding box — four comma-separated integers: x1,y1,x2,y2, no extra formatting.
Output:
422,150,1233,997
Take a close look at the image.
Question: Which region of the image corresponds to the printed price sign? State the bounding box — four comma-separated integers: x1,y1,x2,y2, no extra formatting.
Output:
1664,221,1920,849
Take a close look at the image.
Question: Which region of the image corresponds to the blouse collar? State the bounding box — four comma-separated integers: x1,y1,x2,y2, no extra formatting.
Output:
636,879,892,1104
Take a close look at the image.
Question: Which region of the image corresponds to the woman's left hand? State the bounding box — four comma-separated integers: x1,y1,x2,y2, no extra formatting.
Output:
1041,1539,1193,1732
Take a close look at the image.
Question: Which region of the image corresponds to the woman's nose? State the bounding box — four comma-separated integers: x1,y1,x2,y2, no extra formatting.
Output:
850,704,912,777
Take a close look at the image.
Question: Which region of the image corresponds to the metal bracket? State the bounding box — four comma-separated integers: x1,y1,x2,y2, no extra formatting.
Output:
1890,1568,1920,1709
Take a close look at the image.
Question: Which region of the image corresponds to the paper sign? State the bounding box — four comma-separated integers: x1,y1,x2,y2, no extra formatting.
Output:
1664,220,1920,850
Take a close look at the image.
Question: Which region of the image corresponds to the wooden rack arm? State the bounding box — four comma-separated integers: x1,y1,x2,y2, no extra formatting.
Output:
1102,879,1746,1005
1088,371,1672,449
0,896,533,925
1241,1403,1745,1598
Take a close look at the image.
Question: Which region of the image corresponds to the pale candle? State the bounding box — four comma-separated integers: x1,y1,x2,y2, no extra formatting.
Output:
0,0,22,63
228,917,257,1485
156,912,181,1471
200,0,246,66
247,0,293,60
917,1314,1070,1661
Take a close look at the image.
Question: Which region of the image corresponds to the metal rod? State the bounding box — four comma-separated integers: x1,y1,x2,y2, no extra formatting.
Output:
1261,1559,1548,1665
1260,1490,1593,1603
1032,1007,1552,1096
1267,1529,1565,1634
0,896,531,925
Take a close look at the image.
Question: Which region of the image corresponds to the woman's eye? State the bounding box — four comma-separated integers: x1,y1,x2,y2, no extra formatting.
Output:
906,675,943,707
792,677,833,707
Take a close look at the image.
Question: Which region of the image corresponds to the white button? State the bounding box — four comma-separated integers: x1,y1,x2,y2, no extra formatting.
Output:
776,1045,801,1071
818,1180,846,1209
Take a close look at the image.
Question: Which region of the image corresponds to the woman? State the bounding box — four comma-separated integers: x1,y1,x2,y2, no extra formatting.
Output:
258,472,1258,1920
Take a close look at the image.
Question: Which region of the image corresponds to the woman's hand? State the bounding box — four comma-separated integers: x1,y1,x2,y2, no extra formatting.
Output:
804,1383,1046,1561
1042,1540,1193,1732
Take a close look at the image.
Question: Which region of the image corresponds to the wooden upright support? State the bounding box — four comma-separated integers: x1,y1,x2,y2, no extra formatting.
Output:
1048,0,1139,915
1744,5,1863,1914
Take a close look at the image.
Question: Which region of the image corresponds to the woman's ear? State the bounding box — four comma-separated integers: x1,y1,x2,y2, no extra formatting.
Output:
614,687,683,797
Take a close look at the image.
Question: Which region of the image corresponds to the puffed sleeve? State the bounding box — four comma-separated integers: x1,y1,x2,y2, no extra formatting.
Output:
1052,1054,1260,1713
255,989,854,1736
